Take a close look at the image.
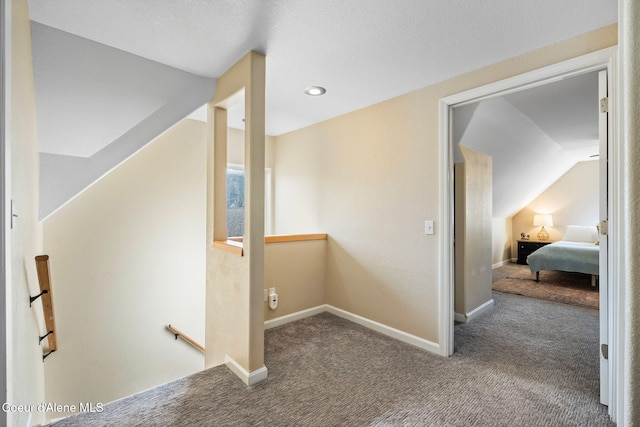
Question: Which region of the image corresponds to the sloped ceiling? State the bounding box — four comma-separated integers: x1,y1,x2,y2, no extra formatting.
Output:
28,1,616,219
28,0,617,137
32,23,212,158
31,24,216,218
454,71,600,219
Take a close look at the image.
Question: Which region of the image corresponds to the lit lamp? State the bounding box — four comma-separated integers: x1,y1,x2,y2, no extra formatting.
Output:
533,214,553,241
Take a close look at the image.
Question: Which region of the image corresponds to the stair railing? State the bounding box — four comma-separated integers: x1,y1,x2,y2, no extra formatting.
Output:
167,324,204,353
32,255,57,361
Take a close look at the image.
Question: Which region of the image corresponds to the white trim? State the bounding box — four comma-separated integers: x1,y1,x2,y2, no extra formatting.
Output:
224,355,268,386
264,305,326,330
492,259,510,269
454,299,495,324
454,313,466,323
0,2,8,426
613,3,626,422
264,304,440,355
438,95,455,357
466,299,495,322
439,46,621,420
442,48,616,108
325,305,440,354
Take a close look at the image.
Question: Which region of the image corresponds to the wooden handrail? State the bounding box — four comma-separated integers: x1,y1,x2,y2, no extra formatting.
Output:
34,255,57,360
215,234,327,257
265,233,327,243
167,324,205,353
226,233,328,244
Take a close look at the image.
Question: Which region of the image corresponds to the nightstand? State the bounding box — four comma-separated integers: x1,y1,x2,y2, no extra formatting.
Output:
517,240,552,265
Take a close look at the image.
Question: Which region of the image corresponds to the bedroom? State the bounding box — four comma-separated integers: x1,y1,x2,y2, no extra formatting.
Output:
451,67,605,399
453,69,602,315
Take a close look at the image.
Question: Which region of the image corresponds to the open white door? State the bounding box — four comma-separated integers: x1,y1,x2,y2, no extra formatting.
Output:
597,69,609,406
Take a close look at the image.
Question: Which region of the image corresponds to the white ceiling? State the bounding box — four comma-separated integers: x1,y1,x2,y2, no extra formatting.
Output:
28,0,617,137
31,23,216,157
503,72,600,160
454,71,600,218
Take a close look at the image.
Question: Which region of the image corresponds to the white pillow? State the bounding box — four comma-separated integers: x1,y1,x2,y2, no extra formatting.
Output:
562,225,598,243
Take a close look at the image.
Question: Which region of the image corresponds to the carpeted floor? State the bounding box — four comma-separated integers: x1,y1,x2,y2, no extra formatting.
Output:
50,292,611,426
492,262,599,309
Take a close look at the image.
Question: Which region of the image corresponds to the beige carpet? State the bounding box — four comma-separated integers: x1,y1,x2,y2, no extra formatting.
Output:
493,265,599,309
48,293,611,426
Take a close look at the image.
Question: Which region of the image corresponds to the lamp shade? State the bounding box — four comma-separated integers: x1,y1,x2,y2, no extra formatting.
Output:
533,214,553,227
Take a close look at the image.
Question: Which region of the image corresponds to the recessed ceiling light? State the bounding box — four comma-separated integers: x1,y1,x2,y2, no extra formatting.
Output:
304,86,326,96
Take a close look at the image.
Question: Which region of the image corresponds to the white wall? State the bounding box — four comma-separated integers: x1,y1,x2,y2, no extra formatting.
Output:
42,119,206,418
7,0,47,425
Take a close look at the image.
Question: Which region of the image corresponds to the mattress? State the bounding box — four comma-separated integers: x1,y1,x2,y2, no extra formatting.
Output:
527,241,599,276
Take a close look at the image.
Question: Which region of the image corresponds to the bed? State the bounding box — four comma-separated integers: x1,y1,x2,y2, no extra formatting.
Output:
526,225,600,285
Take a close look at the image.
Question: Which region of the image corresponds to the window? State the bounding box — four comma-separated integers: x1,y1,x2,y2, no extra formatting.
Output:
226,166,272,237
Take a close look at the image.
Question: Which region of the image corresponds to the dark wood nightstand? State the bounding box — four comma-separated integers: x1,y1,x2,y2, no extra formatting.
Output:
517,240,552,265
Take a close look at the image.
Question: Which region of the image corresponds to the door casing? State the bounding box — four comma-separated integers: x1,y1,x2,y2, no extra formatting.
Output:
438,47,621,421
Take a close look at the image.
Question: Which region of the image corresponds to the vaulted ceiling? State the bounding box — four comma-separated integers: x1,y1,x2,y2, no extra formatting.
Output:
27,0,617,219
454,71,600,219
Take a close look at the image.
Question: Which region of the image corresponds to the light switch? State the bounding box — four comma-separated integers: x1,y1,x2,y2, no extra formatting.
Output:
425,220,434,235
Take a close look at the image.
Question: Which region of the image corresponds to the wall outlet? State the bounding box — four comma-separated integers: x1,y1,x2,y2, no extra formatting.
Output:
269,293,278,310
268,287,276,296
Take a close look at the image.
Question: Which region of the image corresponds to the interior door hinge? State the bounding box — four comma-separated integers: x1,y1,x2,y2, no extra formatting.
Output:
601,344,609,360
600,97,609,113
11,199,18,229
599,219,608,236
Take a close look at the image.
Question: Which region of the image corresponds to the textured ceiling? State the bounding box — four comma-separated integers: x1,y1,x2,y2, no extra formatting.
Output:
28,0,617,137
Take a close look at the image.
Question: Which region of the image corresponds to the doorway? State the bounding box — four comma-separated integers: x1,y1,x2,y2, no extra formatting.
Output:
438,47,619,417
453,69,602,318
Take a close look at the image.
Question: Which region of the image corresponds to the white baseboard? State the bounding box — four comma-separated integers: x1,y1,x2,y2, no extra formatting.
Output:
492,259,511,269
224,355,268,386
325,305,440,355
466,299,495,322
455,299,495,323
264,305,326,330
264,304,440,355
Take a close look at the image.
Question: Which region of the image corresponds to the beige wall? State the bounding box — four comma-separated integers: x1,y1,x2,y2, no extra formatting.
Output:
264,240,326,321
206,52,266,377
454,147,493,317
492,218,512,265
42,119,206,415
8,0,46,425
228,127,275,168
274,25,617,344
512,160,599,247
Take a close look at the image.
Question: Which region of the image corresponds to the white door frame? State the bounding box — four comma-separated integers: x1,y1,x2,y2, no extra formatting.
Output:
438,47,623,421
597,69,610,406
1,1,9,426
